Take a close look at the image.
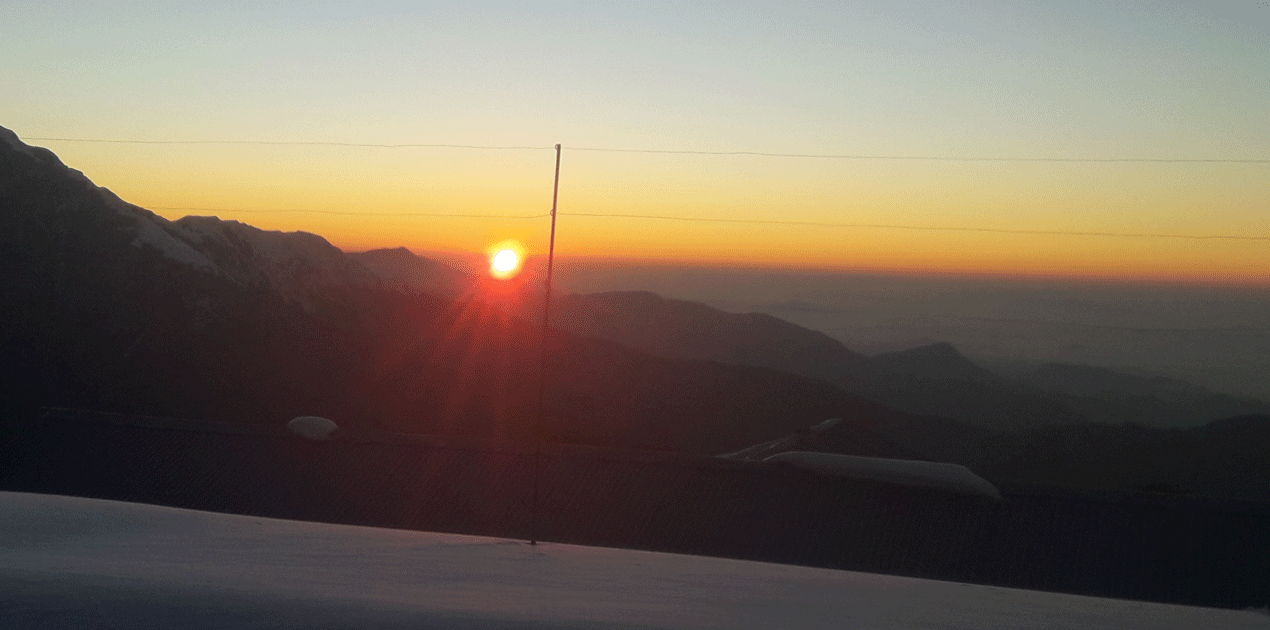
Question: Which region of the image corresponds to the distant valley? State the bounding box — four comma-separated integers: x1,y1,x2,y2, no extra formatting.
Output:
551,261,1270,402
360,249,1270,431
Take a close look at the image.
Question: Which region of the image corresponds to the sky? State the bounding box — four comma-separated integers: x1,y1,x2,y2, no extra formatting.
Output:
2,1,1268,284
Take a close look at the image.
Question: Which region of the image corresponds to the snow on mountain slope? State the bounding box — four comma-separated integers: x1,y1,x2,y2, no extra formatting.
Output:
104,193,221,274
1,126,380,303
1,125,219,273
1,492,1263,630
169,215,380,298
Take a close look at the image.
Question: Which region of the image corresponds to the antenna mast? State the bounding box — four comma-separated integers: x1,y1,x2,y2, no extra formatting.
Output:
530,143,562,545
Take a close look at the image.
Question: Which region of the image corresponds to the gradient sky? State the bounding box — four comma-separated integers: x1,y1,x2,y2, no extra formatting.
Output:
3,1,1268,284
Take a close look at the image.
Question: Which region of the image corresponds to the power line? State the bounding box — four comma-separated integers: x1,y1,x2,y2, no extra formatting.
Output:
145,205,1268,241
559,212,1270,241
568,147,1270,164
24,136,1270,163
26,137,551,151
33,134,1264,241
150,206,547,219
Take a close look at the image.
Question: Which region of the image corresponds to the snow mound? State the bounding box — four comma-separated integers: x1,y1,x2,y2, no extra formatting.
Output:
287,416,338,440
764,451,1002,499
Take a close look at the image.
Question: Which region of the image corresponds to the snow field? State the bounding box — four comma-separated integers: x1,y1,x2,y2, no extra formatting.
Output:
1,492,1265,629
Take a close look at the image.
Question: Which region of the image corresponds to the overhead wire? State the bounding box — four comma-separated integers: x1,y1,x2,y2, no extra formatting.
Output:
567,147,1270,164
27,134,1270,241
557,213,1270,241
23,136,1270,163
150,206,548,219
139,206,1268,242
25,137,552,151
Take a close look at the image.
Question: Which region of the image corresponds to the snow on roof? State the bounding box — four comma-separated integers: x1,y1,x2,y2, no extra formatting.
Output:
2,492,1262,629
764,451,1003,499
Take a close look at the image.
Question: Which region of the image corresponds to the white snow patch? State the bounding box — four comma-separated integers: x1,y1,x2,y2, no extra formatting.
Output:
127,216,219,272
170,216,379,293
92,188,219,273
2,492,1263,629
287,416,338,440
764,451,1003,499
173,216,337,264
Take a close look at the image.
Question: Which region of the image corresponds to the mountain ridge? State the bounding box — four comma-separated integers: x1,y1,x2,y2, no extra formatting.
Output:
1,124,931,457
351,245,1267,431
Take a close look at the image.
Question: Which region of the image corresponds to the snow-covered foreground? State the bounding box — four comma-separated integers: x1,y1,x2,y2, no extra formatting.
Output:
1,492,1264,629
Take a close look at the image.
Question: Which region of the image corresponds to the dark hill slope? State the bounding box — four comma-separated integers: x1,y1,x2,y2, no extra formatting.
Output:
551,292,1086,430
550,291,1265,430
349,247,473,299
867,342,997,381
973,414,1270,502
554,291,868,380
1017,363,1270,427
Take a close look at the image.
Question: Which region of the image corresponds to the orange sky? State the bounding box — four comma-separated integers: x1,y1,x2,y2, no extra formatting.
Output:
42,141,1266,287
5,4,1267,286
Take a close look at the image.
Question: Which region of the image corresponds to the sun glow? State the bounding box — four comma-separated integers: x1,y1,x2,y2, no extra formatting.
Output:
487,240,525,279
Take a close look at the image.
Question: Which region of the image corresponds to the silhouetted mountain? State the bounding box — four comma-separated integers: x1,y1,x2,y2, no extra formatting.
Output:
853,343,1089,429
867,342,996,382
1025,363,1211,398
168,216,382,303
552,291,869,379
1016,363,1270,427
349,247,474,299
549,291,1268,431
548,292,1087,430
0,125,936,456
756,299,844,314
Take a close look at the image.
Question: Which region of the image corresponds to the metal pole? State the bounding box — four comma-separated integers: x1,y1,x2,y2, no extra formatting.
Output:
530,143,561,546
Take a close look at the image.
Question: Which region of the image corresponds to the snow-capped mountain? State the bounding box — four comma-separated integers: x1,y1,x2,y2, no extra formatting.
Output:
167,216,381,307
1,125,383,311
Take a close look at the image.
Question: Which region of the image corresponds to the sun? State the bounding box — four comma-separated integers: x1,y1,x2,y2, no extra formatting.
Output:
487,240,525,279
492,249,519,273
